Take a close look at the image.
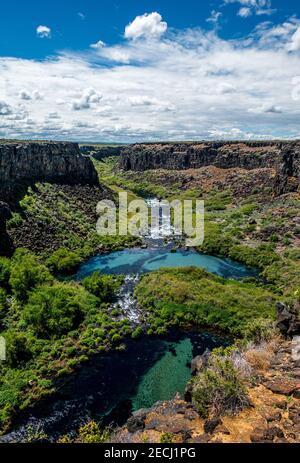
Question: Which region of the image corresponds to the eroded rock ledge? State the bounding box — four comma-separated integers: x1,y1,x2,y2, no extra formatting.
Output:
114,338,300,444
119,141,300,195
0,141,98,204
0,140,100,256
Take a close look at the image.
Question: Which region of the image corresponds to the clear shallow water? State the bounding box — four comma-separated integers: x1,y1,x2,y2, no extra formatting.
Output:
76,247,257,280
0,332,227,442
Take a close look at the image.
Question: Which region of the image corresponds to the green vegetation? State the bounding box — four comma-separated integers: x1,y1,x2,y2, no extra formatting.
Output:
135,267,277,338
22,283,98,339
9,249,53,302
82,271,123,302
160,432,174,444
77,421,110,443
191,347,250,418
8,182,140,259
0,249,132,434
46,248,82,275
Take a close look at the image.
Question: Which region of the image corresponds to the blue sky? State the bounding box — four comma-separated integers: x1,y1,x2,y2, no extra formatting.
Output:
1,0,299,58
0,0,300,141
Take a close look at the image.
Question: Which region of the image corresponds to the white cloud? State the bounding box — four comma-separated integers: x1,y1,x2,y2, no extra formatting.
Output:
249,102,282,113
1,15,300,142
19,89,43,101
72,88,102,111
19,89,32,100
124,12,167,40
0,101,12,115
207,11,222,26
288,27,300,52
90,40,106,49
78,12,85,20
238,7,252,17
224,0,276,17
36,25,51,39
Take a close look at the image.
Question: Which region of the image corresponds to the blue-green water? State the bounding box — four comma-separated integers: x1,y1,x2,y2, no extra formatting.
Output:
76,247,257,280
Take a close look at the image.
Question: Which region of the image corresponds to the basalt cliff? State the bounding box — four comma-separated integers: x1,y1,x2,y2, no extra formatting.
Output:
0,141,100,256
0,141,98,204
119,141,300,195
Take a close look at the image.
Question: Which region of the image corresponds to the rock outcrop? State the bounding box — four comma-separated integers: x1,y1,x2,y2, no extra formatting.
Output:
0,141,98,204
0,141,100,256
80,145,125,161
276,302,300,339
0,201,13,256
114,338,300,444
119,141,300,195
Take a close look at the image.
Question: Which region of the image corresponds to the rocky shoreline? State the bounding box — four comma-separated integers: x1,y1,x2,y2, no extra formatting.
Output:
114,304,300,444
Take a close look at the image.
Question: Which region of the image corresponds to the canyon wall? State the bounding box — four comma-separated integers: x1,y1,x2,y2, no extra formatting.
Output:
0,141,99,255
0,141,99,204
119,141,300,194
80,145,125,160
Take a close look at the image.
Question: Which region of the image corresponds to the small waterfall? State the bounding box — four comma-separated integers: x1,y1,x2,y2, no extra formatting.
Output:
112,274,141,323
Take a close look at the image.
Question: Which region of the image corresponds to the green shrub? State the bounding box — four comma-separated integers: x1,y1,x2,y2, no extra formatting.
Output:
191,351,249,418
0,257,11,288
82,271,122,302
160,432,174,443
132,326,143,339
46,248,82,275
78,421,109,443
135,267,276,337
3,329,33,367
9,249,53,301
22,282,98,339
0,288,7,323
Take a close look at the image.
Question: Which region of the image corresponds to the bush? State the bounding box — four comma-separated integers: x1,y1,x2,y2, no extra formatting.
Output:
0,257,11,288
82,272,121,302
9,249,53,302
132,326,143,339
0,288,7,322
3,329,33,367
191,350,250,418
46,248,82,275
78,421,109,443
22,282,98,339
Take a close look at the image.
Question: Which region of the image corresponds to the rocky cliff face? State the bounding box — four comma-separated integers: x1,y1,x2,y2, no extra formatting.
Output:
0,141,98,204
119,141,300,195
0,201,13,256
0,141,100,256
80,145,125,161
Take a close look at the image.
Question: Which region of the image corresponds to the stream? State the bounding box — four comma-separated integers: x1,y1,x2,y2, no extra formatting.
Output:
0,198,257,442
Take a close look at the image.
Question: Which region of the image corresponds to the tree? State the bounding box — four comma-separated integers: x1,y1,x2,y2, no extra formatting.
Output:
9,249,53,302
46,248,82,275
22,282,98,339
0,257,11,289
82,272,120,302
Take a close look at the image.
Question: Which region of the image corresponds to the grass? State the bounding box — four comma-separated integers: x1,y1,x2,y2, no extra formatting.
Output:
0,248,131,434
135,267,277,338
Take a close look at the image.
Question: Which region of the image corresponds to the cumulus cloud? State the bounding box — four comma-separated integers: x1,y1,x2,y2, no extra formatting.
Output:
288,27,300,52
249,102,282,114
72,88,102,111
124,12,167,40
238,7,252,18
90,40,105,49
1,14,300,141
19,89,43,101
207,11,222,26
0,101,12,115
36,25,51,39
224,0,275,17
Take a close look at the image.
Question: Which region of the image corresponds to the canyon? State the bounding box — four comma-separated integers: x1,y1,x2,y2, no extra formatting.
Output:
0,141,101,256
118,141,300,195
